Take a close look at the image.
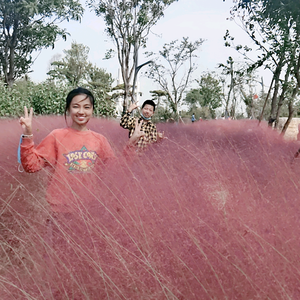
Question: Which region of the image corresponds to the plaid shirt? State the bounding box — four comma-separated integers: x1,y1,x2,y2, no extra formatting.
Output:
120,111,157,150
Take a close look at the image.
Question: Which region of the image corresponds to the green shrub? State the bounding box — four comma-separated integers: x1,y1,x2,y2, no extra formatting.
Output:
0,82,30,117
28,82,68,115
0,80,117,117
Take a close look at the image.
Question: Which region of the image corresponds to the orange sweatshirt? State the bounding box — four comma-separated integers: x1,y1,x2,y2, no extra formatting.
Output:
21,127,115,212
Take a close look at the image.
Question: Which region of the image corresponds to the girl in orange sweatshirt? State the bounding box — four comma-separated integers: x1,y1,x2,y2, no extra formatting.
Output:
19,87,115,213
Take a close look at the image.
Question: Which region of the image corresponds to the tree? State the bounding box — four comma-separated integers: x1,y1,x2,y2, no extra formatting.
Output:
150,90,168,106
219,56,236,118
145,37,204,119
219,57,261,119
48,42,116,116
87,65,113,93
48,42,114,91
185,72,223,119
88,0,178,113
87,64,116,116
225,0,300,131
184,89,201,106
0,0,83,86
48,42,91,86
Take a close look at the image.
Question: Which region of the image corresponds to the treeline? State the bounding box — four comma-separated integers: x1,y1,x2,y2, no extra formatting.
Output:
2,0,300,124
0,41,117,118
0,80,116,118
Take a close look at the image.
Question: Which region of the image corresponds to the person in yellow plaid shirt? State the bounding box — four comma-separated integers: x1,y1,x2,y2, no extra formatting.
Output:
120,100,164,151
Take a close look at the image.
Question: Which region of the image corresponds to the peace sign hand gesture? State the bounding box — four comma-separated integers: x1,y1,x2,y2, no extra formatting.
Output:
133,118,145,139
19,106,33,135
128,118,145,146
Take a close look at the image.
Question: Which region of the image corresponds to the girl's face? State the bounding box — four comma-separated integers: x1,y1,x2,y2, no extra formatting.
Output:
68,94,93,131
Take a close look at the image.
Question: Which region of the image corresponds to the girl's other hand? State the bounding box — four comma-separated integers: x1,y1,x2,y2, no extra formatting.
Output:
19,106,33,135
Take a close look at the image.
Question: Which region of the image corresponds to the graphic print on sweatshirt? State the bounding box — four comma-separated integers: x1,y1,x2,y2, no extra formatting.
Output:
64,146,98,172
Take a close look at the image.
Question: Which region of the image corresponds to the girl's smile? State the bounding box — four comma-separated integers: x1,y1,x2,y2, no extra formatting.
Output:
68,95,93,131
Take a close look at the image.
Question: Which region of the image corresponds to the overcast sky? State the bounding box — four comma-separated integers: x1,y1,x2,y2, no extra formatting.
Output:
30,0,262,101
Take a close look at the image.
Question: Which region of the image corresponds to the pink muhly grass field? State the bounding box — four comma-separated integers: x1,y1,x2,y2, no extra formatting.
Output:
1,116,300,299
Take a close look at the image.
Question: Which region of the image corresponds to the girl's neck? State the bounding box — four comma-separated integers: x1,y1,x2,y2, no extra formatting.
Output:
71,123,89,131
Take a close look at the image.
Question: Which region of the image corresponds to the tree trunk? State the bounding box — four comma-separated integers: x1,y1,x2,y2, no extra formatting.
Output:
230,93,237,119
275,66,292,127
281,102,294,136
259,77,274,124
121,60,131,115
6,18,19,87
268,58,284,127
276,44,296,127
226,60,234,117
281,84,299,135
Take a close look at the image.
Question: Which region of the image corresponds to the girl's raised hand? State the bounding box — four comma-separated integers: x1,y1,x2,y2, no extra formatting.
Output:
19,106,33,135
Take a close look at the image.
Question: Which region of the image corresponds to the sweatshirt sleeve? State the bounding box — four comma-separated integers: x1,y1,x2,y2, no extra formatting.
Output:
120,111,135,130
21,132,57,173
